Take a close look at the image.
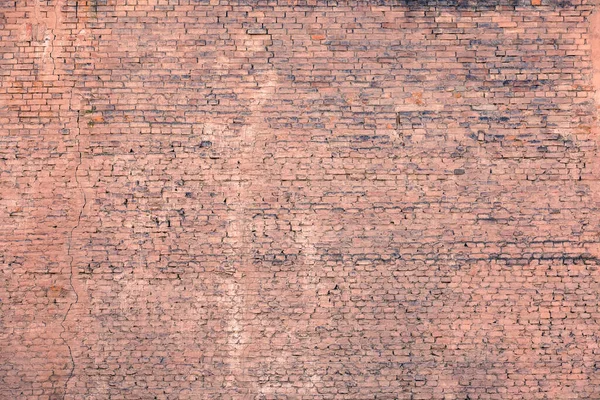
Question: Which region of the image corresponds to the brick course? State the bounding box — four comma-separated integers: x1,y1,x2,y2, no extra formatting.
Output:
2,0,600,398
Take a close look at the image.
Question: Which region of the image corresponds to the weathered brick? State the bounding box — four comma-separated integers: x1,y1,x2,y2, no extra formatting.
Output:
1,0,600,399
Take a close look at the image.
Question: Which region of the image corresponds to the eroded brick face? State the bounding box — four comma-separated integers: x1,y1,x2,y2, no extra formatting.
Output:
2,0,600,398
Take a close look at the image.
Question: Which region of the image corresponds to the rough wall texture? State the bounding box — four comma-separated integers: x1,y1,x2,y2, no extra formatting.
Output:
2,0,600,399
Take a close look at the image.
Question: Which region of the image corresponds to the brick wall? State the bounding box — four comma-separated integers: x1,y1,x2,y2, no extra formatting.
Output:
2,0,600,398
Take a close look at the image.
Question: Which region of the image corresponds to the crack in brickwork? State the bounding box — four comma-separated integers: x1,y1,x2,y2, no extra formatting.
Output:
59,109,86,399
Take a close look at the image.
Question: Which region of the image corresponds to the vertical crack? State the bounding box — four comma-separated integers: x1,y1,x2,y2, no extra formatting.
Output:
59,110,86,399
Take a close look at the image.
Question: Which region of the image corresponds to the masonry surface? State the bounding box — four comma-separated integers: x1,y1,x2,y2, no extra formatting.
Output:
2,0,600,398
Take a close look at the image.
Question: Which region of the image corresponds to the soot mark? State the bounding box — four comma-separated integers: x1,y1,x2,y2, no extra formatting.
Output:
220,0,573,9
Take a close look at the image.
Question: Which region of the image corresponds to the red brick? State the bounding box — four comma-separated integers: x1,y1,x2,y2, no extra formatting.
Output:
1,0,600,399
